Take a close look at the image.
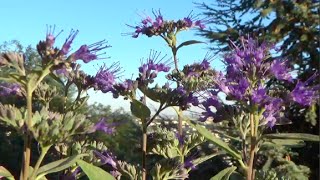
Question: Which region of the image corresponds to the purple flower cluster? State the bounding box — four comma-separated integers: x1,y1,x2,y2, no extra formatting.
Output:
170,86,199,110
130,11,206,38
38,26,109,64
69,40,109,63
91,118,116,134
93,150,120,178
200,37,319,127
138,56,170,84
0,83,21,96
182,16,206,30
93,64,120,94
290,73,320,106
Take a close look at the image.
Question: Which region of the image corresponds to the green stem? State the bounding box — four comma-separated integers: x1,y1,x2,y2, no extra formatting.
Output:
247,113,258,180
141,95,148,180
30,145,51,179
141,123,147,180
22,90,33,180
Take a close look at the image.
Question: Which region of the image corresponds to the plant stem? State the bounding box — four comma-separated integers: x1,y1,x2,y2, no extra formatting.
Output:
142,124,147,180
247,113,257,180
141,95,148,180
172,51,183,142
22,91,33,180
30,145,51,179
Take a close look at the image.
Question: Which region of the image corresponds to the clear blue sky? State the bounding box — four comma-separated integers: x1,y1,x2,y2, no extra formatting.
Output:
0,0,224,110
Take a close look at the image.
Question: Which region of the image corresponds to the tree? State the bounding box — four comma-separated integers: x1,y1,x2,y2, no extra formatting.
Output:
197,0,319,179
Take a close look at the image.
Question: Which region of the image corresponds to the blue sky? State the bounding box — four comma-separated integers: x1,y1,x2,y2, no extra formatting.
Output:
0,0,224,110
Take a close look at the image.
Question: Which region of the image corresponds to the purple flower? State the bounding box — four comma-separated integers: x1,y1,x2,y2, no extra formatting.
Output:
262,98,283,128
252,86,268,104
153,14,164,28
290,74,320,106
94,64,119,93
138,52,170,83
200,59,210,70
70,40,110,63
188,93,199,106
94,150,117,168
175,132,185,146
0,83,21,96
270,59,293,82
184,157,196,170
60,30,79,55
183,17,193,27
45,25,63,48
195,20,205,29
229,78,249,100
91,118,116,134
176,86,187,95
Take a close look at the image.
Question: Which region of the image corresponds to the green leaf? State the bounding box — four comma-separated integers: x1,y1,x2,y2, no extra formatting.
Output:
36,154,87,178
270,139,306,148
176,40,205,51
130,99,151,119
191,153,221,168
210,166,237,180
77,159,115,180
264,133,320,142
186,120,242,160
0,166,15,180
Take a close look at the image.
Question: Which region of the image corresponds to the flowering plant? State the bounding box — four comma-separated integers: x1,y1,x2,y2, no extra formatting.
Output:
0,27,115,180
188,37,319,179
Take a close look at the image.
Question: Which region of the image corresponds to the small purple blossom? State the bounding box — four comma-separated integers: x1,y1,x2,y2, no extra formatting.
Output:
60,30,79,55
200,59,210,70
91,118,116,134
252,86,268,104
175,132,185,146
184,157,196,170
195,20,205,29
229,78,250,100
176,86,187,95
45,25,63,48
93,150,117,168
70,40,110,63
138,52,170,83
290,74,320,106
262,98,283,128
94,64,120,93
183,17,193,27
270,59,293,82
0,83,21,96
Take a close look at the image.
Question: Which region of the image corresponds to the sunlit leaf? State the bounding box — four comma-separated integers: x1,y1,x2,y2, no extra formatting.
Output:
36,154,87,178
130,99,151,119
176,40,205,51
210,166,237,180
186,120,242,160
77,159,115,180
264,133,320,142
0,166,15,180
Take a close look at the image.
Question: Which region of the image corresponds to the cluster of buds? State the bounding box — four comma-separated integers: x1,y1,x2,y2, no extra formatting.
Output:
167,58,216,92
